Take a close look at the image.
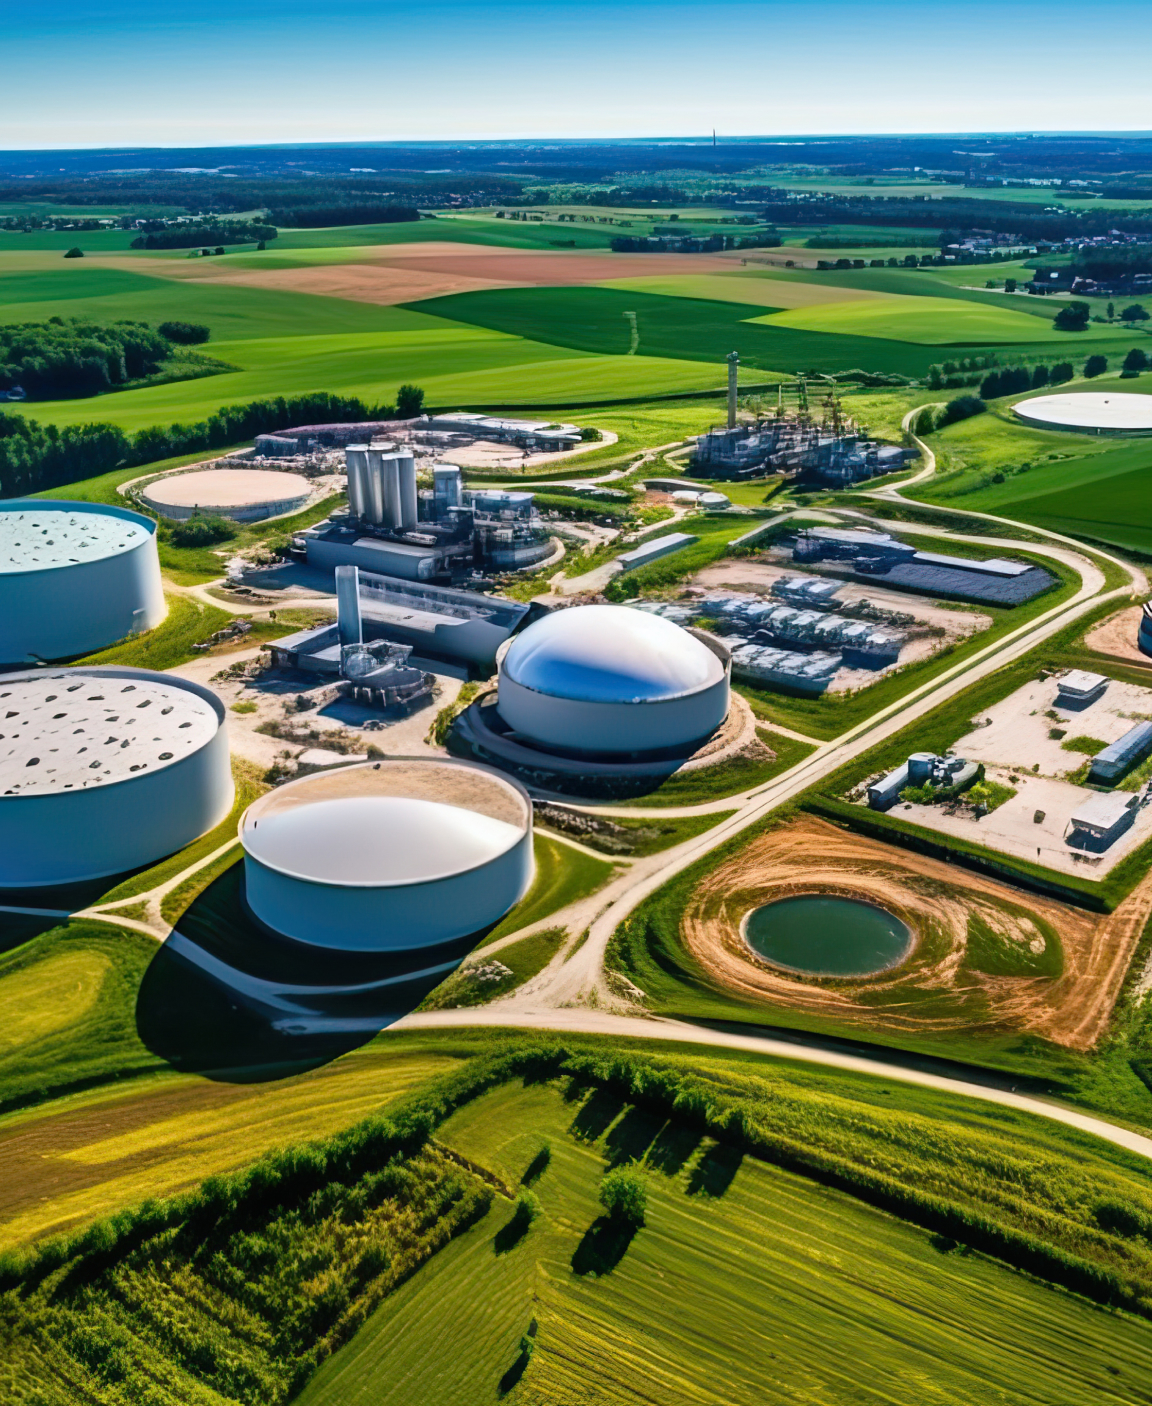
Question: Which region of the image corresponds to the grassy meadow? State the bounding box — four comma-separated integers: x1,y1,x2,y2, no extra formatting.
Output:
300,1075,1152,1406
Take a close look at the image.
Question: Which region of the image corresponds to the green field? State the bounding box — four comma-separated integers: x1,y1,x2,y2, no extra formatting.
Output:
409,285,1118,379
911,381,1152,554
758,292,1120,345
298,1076,1152,1406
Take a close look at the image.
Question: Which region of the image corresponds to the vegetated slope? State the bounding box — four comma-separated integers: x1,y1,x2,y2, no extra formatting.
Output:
7,1044,1152,1406
0,266,425,339
300,1075,1152,1406
408,286,1069,377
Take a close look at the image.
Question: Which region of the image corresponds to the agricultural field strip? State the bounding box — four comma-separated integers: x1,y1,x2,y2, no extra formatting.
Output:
399,1007,1152,1162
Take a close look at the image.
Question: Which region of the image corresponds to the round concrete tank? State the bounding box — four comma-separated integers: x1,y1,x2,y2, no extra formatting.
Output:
496,604,729,757
0,666,233,888
907,752,936,782
241,758,533,951
0,500,165,664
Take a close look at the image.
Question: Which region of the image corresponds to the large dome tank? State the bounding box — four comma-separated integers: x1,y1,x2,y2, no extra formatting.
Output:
0,499,165,664
241,757,533,951
496,603,729,756
0,666,233,887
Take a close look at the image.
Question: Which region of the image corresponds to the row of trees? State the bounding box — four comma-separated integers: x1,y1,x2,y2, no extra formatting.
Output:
130,220,276,250
265,204,419,229
0,318,174,400
0,391,392,498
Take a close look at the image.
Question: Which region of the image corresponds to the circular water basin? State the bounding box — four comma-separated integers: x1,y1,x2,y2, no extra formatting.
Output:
742,895,911,977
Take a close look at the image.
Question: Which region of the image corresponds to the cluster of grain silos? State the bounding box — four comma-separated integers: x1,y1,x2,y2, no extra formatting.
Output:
344,445,419,530
1,499,165,665
241,758,533,950
0,666,233,887
495,604,730,757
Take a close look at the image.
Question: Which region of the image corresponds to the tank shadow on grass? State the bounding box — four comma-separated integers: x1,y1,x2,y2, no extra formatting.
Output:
135,860,485,1082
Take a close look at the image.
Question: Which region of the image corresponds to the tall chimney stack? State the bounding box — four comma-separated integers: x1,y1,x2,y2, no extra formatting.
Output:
727,351,739,430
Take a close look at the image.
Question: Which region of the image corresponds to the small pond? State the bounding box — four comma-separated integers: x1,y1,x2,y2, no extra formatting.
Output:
742,895,912,977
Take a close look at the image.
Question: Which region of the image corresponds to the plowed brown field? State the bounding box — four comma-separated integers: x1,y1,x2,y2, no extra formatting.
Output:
682,816,1152,1050
103,244,739,307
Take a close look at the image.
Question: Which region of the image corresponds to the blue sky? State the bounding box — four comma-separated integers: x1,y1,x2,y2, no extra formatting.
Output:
4,0,1152,148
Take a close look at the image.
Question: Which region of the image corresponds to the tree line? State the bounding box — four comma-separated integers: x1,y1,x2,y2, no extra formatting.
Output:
265,204,420,229
0,391,391,499
130,220,277,250
0,318,173,400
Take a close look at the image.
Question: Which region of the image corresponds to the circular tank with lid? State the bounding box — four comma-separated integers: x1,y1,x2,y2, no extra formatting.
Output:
496,603,729,757
0,666,233,887
241,757,533,951
0,499,165,664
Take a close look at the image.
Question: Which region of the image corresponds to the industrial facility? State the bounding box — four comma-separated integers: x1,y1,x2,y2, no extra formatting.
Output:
692,379,918,486
868,751,981,811
268,563,533,673
421,413,585,453
0,500,166,664
493,604,731,758
637,581,910,695
240,758,533,951
793,526,1056,606
0,666,233,887
140,468,314,523
294,445,554,582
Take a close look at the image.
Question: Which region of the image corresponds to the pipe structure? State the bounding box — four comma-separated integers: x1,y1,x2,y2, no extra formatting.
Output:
335,564,362,646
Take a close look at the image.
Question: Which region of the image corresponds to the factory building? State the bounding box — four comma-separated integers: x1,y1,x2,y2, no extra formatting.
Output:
0,666,233,887
269,564,532,673
0,500,165,664
728,644,840,694
793,527,1056,607
1089,722,1152,782
297,446,553,581
706,595,904,662
1056,670,1109,707
422,413,584,452
1067,792,1139,849
241,758,533,951
495,604,730,757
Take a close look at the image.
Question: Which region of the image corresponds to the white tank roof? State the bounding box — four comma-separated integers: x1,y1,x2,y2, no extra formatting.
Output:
502,604,724,703
0,504,152,574
1014,391,1152,432
0,672,219,796
243,795,524,886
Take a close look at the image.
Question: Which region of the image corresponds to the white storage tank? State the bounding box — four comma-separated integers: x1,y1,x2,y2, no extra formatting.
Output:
0,500,165,664
241,757,533,951
497,603,729,756
0,666,233,887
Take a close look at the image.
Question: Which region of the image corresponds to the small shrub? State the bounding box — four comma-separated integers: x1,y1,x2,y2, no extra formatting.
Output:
1061,735,1108,756
935,394,986,428
63,246,84,259
1084,354,1108,379
231,700,258,714
396,383,425,418
168,513,237,547
599,1165,647,1226
159,320,211,345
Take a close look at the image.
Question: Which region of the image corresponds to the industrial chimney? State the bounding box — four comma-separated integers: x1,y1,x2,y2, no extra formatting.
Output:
727,351,739,431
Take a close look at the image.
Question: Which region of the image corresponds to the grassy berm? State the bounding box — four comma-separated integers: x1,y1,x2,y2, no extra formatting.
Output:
4,1040,1152,1405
